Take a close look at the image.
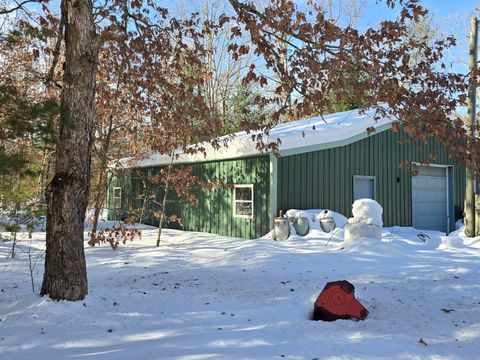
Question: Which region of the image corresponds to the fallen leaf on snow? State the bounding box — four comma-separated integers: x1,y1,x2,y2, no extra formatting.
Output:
441,308,454,313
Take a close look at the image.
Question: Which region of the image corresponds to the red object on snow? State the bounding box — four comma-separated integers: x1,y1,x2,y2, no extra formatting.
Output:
312,280,368,321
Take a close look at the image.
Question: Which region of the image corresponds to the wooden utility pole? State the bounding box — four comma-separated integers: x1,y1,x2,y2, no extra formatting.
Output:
465,16,478,237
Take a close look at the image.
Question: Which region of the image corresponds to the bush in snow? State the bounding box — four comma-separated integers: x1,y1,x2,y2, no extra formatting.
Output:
344,199,383,242
350,199,383,227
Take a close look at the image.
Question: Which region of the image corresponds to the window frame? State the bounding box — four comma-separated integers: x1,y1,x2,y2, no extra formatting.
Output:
233,184,254,219
352,175,376,201
113,187,122,209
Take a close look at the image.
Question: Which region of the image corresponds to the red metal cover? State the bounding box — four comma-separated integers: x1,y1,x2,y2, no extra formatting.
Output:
312,280,368,321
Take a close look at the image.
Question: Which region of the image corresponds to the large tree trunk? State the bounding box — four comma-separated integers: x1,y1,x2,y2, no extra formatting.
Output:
41,0,98,301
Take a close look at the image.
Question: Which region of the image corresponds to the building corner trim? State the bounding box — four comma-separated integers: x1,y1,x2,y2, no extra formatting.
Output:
269,154,278,228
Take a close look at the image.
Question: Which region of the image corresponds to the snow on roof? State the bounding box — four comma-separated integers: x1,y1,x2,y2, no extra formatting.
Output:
130,108,393,168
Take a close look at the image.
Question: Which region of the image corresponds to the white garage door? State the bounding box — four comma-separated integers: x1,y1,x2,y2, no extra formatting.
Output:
412,165,448,232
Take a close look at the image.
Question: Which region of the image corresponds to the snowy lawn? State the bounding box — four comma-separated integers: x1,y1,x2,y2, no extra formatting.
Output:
1,217,480,360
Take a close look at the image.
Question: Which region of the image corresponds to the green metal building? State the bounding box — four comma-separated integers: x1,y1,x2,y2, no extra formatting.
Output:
109,109,466,238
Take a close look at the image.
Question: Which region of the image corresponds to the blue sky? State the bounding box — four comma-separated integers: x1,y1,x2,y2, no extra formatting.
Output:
342,0,477,34
285,0,478,74
421,0,477,15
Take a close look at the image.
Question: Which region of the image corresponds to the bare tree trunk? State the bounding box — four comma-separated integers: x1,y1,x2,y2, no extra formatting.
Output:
156,155,175,247
90,0,129,232
156,171,170,247
90,169,107,236
465,17,478,238
138,178,150,225
90,136,111,236
9,178,20,259
41,0,98,301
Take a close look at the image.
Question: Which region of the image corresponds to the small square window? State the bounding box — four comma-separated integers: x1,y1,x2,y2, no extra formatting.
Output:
353,175,376,201
233,185,254,218
113,187,122,209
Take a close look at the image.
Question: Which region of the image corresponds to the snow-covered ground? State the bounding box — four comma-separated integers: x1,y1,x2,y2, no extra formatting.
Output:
1,213,480,360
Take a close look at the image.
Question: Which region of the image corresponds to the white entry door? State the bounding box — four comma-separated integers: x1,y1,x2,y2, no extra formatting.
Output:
412,165,448,232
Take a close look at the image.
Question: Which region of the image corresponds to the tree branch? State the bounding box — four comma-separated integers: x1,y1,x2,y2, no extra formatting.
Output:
45,9,65,86
228,0,339,53
0,0,36,15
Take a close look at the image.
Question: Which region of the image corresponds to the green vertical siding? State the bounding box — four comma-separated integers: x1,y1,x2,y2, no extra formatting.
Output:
109,127,466,238
110,155,271,239
276,129,466,227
